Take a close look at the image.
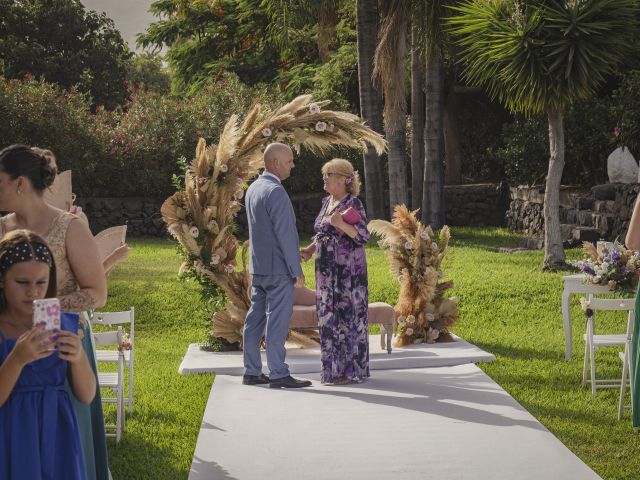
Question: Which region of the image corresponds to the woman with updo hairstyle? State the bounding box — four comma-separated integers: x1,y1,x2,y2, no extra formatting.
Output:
300,158,371,384
0,144,110,479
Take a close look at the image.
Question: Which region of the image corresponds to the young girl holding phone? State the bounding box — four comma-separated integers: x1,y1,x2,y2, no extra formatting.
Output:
0,230,96,480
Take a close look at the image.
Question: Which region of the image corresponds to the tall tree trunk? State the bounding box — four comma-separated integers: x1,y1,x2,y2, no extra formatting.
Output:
444,90,462,185
318,2,339,62
356,0,385,219
422,50,445,228
543,109,567,269
388,124,408,209
411,18,425,210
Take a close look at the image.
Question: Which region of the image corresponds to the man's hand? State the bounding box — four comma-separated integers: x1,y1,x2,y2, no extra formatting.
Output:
295,274,305,288
300,244,315,262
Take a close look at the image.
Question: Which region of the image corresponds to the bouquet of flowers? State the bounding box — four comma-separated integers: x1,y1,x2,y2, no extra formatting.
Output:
573,241,640,293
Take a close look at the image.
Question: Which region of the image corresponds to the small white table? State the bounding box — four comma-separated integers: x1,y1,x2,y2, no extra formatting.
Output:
562,274,615,360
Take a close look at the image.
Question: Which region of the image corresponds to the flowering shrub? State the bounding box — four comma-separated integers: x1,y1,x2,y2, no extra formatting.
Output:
573,241,640,293
0,73,293,197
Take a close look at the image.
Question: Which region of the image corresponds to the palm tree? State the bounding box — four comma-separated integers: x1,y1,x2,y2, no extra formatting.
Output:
422,0,448,229
374,0,410,212
356,0,386,219
410,9,425,210
449,0,639,269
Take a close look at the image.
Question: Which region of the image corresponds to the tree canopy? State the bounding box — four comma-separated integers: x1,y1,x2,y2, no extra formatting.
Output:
0,0,132,109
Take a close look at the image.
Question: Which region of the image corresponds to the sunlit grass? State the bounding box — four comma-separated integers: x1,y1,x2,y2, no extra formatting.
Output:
105,231,640,479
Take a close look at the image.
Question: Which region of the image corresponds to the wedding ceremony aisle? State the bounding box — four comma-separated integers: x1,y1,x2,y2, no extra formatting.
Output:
186,339,601,480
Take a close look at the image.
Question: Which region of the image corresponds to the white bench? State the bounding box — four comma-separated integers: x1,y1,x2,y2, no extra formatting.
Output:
291,286,395,353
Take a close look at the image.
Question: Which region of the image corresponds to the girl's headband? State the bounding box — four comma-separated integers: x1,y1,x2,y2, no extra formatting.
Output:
0,241,52,274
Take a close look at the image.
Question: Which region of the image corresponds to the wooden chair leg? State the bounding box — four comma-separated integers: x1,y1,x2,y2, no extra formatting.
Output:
589,336,598,397
619,350,628,420
582,337,589,387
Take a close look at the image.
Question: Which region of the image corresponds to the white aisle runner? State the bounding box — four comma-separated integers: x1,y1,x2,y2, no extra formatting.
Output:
189,364,601,480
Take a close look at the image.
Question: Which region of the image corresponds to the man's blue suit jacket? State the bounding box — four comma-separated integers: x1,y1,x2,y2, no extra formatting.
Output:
245,173,302,278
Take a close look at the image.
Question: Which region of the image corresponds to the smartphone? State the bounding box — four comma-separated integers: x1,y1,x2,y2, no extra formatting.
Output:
32,298,61,331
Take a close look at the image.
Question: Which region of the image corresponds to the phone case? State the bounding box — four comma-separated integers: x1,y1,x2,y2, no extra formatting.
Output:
32,298,61,331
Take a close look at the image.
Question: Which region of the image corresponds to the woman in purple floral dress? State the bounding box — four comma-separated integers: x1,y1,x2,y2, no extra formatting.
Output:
300,159,370,384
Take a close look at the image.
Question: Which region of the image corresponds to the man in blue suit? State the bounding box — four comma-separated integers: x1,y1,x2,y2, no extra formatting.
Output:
243,143,312,388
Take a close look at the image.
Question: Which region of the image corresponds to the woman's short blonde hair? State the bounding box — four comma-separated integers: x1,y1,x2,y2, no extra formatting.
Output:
321,158,361,196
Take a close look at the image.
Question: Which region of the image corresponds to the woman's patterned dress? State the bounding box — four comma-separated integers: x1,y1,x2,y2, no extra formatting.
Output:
314,194,370,383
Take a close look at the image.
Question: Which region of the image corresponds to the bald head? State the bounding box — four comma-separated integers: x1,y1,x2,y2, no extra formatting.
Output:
263,143,295,180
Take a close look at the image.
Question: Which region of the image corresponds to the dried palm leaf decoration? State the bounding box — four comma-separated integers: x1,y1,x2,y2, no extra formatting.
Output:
368,205,459,347
162,95,386,346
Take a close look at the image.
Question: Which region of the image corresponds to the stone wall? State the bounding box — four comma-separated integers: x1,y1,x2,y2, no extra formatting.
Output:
77,183,510,237
506,183,640,245
444,183,510,227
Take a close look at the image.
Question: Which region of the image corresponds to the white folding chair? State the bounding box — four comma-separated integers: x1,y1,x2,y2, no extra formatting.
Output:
581,297,634,397
618,314,634,419
94,328,125,443
92,308,135,414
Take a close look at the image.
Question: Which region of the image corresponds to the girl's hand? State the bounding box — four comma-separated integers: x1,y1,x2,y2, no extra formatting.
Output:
12,324,55,366
55,331,86,364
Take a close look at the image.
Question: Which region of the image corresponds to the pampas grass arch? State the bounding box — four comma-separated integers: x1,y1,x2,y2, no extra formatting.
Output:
162,95,386,347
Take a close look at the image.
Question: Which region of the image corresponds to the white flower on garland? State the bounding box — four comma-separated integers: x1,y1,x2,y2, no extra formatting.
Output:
425,312,435,322
198,176,207,185
398,274,404,283
397,315,406,326
236,177,244,186
420,231,430,241
262,128,272,137
223,264,235,273
406,327,414,336
405,240,414,250
220,164,228,173
431,242,438,252
189,226,199,238
309,103,321,114
211,254,221,265
406,314,416,324
208,219,218,229
315,121,327,132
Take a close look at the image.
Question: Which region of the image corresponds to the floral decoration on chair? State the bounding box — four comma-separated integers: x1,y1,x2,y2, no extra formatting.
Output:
573,241,640,293
368,205,459,347
161,95,386,347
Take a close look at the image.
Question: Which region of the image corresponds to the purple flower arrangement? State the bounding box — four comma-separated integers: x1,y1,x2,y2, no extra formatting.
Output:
573,241,640,293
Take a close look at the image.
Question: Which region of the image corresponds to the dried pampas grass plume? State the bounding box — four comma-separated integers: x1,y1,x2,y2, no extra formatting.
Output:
368,204,459,347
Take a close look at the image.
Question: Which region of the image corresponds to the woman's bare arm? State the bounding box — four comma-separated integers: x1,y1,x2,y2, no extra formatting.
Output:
60,219,107,311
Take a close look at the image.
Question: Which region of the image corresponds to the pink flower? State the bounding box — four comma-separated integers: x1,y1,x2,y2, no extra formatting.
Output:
613,127,621,138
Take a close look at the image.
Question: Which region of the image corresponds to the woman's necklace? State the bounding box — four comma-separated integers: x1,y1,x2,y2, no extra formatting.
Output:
326,195,347,215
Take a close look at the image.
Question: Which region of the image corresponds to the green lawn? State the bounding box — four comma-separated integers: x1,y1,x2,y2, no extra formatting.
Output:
104,229,640,480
